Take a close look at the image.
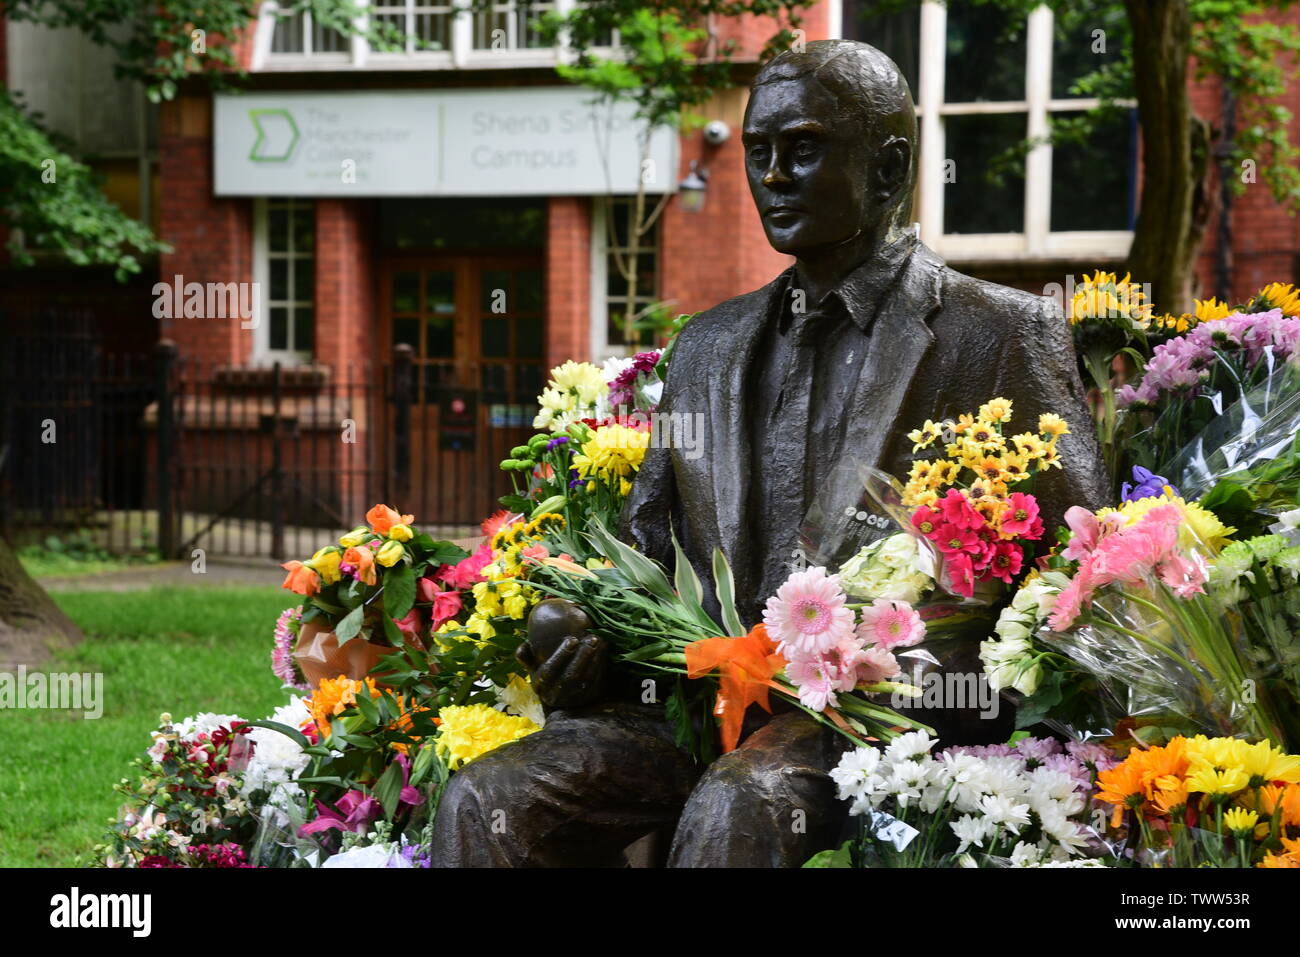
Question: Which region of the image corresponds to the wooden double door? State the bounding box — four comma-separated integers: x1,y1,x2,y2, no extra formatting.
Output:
381,254,546,526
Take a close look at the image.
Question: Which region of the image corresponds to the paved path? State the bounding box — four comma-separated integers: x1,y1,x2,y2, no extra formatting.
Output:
39,560,286,592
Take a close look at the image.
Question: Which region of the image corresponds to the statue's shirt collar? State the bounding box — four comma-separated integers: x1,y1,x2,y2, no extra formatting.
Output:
778,232,919,337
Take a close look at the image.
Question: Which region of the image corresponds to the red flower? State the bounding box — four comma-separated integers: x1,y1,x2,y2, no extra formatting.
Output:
987,541,1024,583
938,488,984,531
999,492,1042,539
932,522,981,557
911,504,942,537
945,552,976,597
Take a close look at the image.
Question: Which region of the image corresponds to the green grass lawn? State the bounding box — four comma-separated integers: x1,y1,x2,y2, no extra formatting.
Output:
0,586,299,867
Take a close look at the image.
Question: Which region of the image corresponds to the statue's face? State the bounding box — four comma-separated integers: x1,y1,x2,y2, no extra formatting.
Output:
743,75,874,256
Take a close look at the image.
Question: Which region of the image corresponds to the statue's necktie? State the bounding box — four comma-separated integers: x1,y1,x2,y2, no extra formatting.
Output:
766,307,834,576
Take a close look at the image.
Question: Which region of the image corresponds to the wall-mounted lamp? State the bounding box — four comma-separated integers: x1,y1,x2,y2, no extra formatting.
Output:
677,160,710,214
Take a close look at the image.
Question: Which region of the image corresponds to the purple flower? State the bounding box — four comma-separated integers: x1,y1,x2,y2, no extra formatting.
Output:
608,350,662,410
271,606,308,691
1121,465,1176,503
546,436,570,452
1014,736,1062,764
300,790,381,836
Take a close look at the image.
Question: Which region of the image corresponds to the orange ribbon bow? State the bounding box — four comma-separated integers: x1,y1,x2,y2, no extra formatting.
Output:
685,623,787,753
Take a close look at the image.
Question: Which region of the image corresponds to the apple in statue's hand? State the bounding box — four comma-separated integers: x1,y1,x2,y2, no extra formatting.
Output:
519,599,608,711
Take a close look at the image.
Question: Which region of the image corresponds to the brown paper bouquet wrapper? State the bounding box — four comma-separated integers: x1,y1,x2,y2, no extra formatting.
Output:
293,619,392,689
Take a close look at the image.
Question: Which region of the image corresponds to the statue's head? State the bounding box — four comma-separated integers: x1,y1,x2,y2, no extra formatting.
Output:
744,39,917,258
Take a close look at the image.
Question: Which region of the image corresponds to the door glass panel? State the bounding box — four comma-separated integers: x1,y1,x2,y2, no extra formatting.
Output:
516,269,544,312
516,316,543,358
394,317,420,350
393,271,420,313
426,315,454,357
270,258,288,301
426,271,456,315
481,316,509,357
294,307,314,353
269,306,288,351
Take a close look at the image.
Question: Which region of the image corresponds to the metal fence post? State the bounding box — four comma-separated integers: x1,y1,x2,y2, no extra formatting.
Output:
392,344,414,497
155,339,178,558
270,361,285,560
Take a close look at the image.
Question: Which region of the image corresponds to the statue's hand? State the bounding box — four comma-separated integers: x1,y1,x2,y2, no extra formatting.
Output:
518,598,608,711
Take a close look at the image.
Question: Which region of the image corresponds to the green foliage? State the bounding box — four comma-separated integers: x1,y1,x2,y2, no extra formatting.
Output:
0,90,169,278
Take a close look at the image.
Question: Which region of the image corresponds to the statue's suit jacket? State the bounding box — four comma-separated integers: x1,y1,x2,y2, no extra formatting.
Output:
621,241,1112,626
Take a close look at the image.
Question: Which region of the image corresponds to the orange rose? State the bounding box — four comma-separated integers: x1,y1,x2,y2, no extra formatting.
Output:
365,504,415,536
280,560,320,596
343,545,378,586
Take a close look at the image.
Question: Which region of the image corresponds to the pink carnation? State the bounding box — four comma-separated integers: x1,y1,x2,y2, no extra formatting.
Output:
857,598,926,650
762,566,857,657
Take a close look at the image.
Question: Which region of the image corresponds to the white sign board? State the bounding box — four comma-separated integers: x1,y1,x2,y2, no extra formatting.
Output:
213,88,677,196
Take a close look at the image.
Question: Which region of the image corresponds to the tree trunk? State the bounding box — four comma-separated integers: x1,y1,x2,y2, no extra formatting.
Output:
0,537,83,670
1123,0,1213,315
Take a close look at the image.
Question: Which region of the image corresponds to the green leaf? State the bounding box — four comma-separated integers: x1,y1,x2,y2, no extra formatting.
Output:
586,518,675,602
374,761,404,819
242,719,311,751
712,547,744,637
803,840,854,868
334,604,365,643
384,561,416,620
381,613,405,647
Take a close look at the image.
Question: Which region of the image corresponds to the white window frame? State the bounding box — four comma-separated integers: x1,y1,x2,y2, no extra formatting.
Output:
252,197,315,364
915,0,1135,263
589,195,663,360
252,0,611,70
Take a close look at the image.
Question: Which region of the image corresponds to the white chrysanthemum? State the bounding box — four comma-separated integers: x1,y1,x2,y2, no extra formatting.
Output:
173,712,245,742
950,814,994,854
979,793,1031,833
882,730,938,765
1009,840,1044,868
244,697,312,817
831,745,884,802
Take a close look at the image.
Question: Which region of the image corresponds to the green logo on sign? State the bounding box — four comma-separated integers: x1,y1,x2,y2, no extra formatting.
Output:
249,108,299,162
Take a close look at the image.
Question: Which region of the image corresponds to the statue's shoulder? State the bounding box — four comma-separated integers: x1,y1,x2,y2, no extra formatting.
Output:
934,260,1058,325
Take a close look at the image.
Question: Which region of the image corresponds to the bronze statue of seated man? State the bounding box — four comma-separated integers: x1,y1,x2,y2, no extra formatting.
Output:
430,39,1109,868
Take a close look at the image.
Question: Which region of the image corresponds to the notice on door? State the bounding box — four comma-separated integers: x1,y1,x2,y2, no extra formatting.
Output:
214,88,677,197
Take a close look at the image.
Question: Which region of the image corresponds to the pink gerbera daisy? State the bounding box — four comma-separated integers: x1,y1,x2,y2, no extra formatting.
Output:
762,566,856,656
856,598,926,650
998,492,1040,539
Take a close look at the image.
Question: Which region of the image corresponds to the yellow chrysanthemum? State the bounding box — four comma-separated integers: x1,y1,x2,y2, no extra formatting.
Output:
973,455,1007,485
998,452,1031,484
929,460,962,487
434,704,540,770
978,397,1013,424
965,419,1004,452
902,481,939,508
1037,413,1070,438
1222,807,1259,835
1193,297,1233,322
1186,764,1250,798
549,360,609,405
572,424,650,489
968,477,1009,500
1256,282,1300,318
1101,492,1235,554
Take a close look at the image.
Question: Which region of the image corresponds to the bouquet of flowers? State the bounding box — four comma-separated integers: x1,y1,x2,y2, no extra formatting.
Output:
277,504,469,686
901,397,1066,599
1092,735,1300,867
815,732,1116,868
980,485,1299,749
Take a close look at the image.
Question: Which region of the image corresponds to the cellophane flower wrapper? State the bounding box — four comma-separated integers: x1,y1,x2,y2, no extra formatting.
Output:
1036,559,1291,747
800,462,1000,709
1164,354,1300,506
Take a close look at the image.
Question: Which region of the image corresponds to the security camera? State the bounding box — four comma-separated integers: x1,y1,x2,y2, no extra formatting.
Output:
702,120,731,146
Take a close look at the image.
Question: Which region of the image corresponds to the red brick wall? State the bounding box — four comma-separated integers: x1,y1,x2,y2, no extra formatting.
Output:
545,196,592,368
1190,7,1300,304
158,95,255,366
314,199,374,374
661,87,793,319
713,0,834,59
